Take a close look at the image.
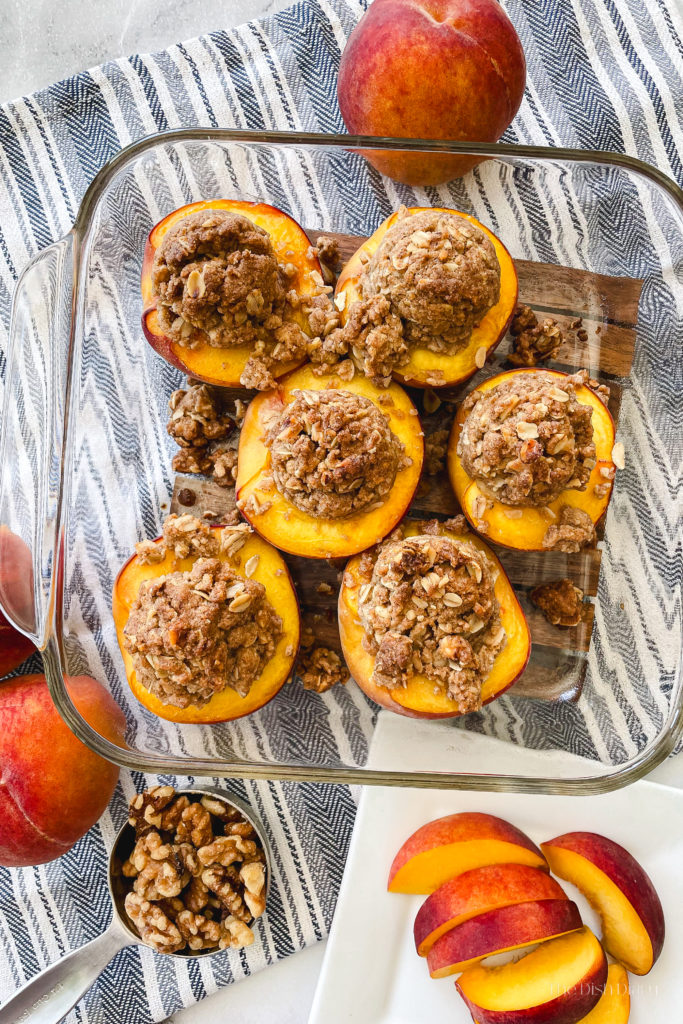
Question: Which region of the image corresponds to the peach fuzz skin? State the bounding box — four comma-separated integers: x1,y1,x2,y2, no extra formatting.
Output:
426,898,582,978
0,674,126,867
335,207,518,390
113,527,300,725
456,927,608,1024
235,365,424,560
542,832,665,976
340,521,531,722
337,0,526,186
388,812,547,894
140,199,322,388
0,525,37,675
448,368,616,552
413,863,567,956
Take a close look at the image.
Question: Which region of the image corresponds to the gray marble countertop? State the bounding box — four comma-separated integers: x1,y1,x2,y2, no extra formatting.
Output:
0,0,293,104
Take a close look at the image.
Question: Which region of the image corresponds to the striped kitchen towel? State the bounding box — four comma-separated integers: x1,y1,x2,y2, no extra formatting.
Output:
0,1,681,1022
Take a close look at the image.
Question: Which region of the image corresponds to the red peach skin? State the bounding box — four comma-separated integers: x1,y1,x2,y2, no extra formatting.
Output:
456,927,607,1024
389,812,547,894
541,831,665,975
0,674,126,866
414,862,567,956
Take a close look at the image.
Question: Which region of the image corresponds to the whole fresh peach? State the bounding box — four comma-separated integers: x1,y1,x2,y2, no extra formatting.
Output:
337,0,526,185
0,674,126,867
0,525,37,676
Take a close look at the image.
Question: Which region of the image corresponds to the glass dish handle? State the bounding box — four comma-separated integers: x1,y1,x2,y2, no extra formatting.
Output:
0,235,74,649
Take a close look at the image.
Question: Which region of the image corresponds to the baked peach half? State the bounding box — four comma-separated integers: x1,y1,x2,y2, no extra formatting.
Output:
456,926,608,1024
339,519,530,719
112,519,299,724
235,365,424,559
541,832,665,975
141,198,322,388
426,898,583,978
448,368,616,551
335,206,517,388
388,812,548,895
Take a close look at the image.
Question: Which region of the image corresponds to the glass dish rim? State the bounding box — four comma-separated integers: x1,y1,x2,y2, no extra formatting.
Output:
19,128,683,792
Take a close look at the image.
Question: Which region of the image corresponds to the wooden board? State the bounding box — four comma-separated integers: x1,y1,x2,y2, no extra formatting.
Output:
169,228,643,704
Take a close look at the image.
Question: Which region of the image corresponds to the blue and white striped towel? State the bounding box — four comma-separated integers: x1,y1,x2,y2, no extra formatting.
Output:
0,1,681,1022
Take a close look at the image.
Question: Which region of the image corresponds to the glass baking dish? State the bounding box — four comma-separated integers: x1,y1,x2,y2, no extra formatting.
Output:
0,129,681,792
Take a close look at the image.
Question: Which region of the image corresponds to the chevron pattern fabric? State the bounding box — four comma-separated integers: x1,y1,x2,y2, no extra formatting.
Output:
0,1,681,1022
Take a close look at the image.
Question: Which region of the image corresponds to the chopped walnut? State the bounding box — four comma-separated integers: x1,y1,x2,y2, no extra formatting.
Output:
531,578,585,627
120,787,267,956
358,525,506,711
265,387,407,518
124,892,185,953
508,305,564,366
542,506,596,552
124,527,283,709
458,371,596,507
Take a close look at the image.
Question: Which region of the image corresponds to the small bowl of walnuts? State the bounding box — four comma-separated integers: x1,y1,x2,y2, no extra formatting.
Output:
113,785,271,956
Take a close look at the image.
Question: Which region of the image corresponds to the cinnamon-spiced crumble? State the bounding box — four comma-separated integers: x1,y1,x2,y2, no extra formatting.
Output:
357,529,506,711
458,371,596,506
265,388,408,518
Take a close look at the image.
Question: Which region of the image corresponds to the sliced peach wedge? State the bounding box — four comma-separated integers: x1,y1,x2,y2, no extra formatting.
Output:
541,832,665,976
335,207,518,388
578,964,629,1024
339,520,531,720
448,368,616,551
426,898,583,978
112,526,299,724
388,812,547,895
414,863,568,957
456,926,608,1024
235,365,424,559
141,198,322,387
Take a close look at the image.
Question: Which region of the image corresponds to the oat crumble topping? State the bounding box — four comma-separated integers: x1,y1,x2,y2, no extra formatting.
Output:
265,388,408,518
121,787,266,954
542,506,596,553
358,529,506,710
508,304,564,367
125,516,280,708
152,209,315,389
531,578,585,627
166,381,239,488
297,629,350,693
458,371,596,507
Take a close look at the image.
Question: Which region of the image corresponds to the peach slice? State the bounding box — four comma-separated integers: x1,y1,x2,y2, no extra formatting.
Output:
141,199,321,387
414,863,567,956
340,521,531,721
448,368,616,551
112,526,299,724
388,812,547,894
541,832,665,976
235,365,424,559
426,898,583,978
335,206,518,388
456,926,608,1024
578,964,629,1024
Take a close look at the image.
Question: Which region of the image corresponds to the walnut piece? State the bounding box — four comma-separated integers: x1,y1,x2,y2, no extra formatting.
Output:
120,787,267,956
531,578,585,627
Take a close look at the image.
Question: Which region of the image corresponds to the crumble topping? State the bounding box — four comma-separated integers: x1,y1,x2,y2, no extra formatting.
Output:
542,506,596,552
458,371,596,507
121,787,266,954
508,304,564,367
151,209,314,389
424,427,450,476
265,388,408,519
166,382,239,488
125,516,281,708
531,578,585,627
358,530,506,711
297,631,350,693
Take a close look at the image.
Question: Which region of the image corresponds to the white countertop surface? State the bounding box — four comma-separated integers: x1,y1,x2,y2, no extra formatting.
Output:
1,2,681,1021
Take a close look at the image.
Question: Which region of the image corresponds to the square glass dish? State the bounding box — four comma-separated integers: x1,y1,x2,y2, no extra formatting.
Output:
0,129,681,792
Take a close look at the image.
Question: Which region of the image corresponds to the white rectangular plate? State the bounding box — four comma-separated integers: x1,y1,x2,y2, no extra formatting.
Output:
309,724,681,1024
